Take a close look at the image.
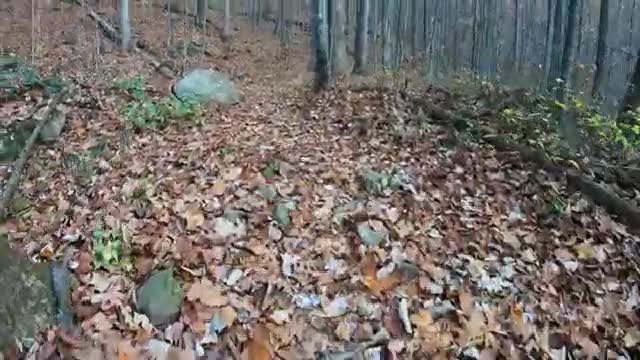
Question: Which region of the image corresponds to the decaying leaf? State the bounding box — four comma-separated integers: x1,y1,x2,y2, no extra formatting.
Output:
241,324,272,360
361,252,402,297
182,204,205,231
186,278,228,307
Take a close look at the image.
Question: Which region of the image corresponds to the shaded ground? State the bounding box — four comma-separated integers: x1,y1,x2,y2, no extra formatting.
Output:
1,2,640,360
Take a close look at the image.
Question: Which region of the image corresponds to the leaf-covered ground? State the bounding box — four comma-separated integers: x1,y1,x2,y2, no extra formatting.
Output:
2,3,640,360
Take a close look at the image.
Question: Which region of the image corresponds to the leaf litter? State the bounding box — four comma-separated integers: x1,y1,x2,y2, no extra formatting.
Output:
1,3,640,360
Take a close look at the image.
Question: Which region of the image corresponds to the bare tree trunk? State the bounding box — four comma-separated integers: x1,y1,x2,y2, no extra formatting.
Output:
513,0,520,72
166,0,173,47
120,0,130,50
312,0,330,90
592,0,609,99
410,0,418,57
557,0,579,150
381,0,392,67
331,0,350,75
621,48,640,113
196,0,206,28
223,0,232,41
471,0,478,72
548,0,565,91
277,0,288,49
543,0,555,90
558,0,578,99
353,0,369,74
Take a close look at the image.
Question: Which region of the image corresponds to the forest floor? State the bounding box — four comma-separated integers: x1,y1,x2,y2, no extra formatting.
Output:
2,2,640,360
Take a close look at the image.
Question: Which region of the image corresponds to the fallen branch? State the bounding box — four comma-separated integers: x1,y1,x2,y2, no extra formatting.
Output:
566,171,640,231
413,97,640,234
0,88,68,221
74,0,175,79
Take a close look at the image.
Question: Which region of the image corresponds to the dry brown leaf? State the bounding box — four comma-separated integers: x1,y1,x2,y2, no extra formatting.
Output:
223,167,244,181
463,310,486,347
212,180,226,196
241,324,273,360
361,252,402,297
410,310,435,337
458,288,474,316
182,204,205,231
186,278,228,307
219,306,237,329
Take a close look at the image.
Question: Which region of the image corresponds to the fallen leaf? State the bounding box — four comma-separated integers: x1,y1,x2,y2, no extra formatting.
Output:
76,251,93,274
410,310,435,337
574,243,595,260
209,306,237,333
186,279,227,307
361,252,402,297
335,320,354,341
212,180,226,196
223,167,243,181
182,204,205,231
458,288,474,316
241,324,272,360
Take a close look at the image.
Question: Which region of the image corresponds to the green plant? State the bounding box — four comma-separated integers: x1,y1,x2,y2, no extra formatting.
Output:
116,75,203,130
91,223,132,272
120,96,202,130
114,75,146,100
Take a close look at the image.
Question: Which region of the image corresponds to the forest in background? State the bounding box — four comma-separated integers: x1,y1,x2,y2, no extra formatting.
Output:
229,0,640,113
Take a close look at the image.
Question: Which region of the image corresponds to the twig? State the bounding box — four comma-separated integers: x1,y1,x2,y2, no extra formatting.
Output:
0,88,68,221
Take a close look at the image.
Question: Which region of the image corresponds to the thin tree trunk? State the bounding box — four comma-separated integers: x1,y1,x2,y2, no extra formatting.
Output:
571,0,584,89
548,0,565,91
513,0,520,72
558,0,578,99
312,0,330,90
278,0,287,48
557,0,579,150
196,0,206,28
166,0,173,47
223,0,231,41
120,0,130,50
543,0,555,89
621,48,640,112
331,0,349,74
471,0,478,71
381,0,392,67
410,0,418,57
354,0,369,74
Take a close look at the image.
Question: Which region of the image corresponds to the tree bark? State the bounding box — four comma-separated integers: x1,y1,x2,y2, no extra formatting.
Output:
543,0,555,90
331,0,350,75
222,0,232,42
381,0,392,67
557,0,579,150
196,0,206,28
353,0,369,74
621,48,640,113
119,0,130,50
513,0,520,72
592,0,609,99
558,0,578,99
312,0,330,90
548,0,565,91
410,0,418,57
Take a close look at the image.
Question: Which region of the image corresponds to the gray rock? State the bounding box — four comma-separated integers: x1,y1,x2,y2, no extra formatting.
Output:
38,107,67,143
174,69,240,105
136,268,183,327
